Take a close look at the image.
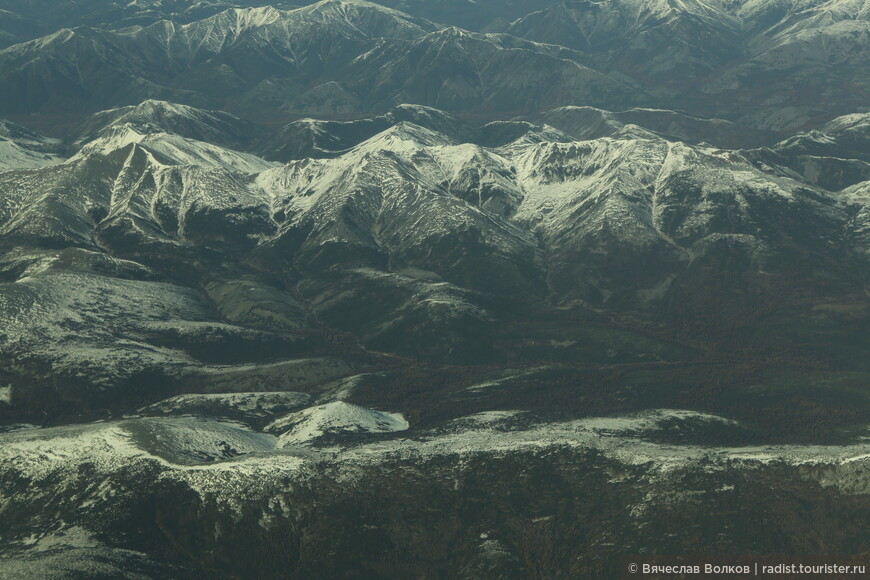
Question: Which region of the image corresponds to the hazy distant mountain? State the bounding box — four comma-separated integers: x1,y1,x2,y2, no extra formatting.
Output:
1,0,866,130
746,113,870,190
505,0,744,77
0,0,305,48
0,1,438,119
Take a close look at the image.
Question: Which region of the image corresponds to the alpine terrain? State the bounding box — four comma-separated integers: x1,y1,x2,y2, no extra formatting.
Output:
0,0,868,578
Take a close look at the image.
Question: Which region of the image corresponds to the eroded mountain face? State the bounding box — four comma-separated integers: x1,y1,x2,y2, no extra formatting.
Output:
0,1,868,578
0,0,867,130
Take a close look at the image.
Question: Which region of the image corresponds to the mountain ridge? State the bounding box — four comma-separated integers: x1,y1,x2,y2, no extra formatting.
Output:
2,0,866,131
1,2,869,578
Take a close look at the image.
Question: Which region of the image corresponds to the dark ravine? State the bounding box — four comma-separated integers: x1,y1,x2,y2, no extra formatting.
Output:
0,0,868,578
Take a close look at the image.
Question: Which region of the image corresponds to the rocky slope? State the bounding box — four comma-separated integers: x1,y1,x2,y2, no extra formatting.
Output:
1,96,868,426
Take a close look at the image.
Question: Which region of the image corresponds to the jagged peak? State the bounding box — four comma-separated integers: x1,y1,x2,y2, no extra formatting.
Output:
289,0,437,37
223,6,284,33
356,121,456,151
71,124,274,174
293,0,427,23
171,0,433,44
131,99,199,115
72,100,258,152
304,0,404,14
186,5,288,36
425,25,478,41
228,5,284,25
42,27,77,44
114,100,244,126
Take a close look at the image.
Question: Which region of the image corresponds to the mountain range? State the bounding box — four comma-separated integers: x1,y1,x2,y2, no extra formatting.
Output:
0,1,868,578
0,0,866,130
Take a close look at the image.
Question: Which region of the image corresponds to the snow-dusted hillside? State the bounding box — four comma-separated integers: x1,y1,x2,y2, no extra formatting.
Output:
2,102,868,367
0,0,865,126
0,120,64,171
0,0,868,574
268,401,409,444
72,99,265,152
0,403,867,578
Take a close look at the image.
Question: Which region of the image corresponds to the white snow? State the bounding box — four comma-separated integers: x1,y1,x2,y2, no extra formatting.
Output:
74,125,275,174
0,270,215,382
0,407,867,527
821,112,870,135
0,422,149,479
0,120,64,172
268,401,409,445
332,409,870,488
0,139,64,172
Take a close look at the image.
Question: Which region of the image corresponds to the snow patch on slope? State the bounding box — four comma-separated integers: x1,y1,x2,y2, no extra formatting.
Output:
0,422,146,479
336,409,870,482
0,139,64,172
268,401,408,445
0,384,11,404
75,125,275,173
0,120,64,172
